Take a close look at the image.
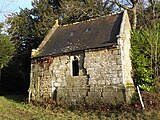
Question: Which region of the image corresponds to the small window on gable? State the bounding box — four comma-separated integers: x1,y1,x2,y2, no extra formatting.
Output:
71,56,79,76
70,32,74,37
85,28,91,32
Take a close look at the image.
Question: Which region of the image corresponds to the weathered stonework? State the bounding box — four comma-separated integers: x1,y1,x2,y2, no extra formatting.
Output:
29,47,134,105
29,11,135,105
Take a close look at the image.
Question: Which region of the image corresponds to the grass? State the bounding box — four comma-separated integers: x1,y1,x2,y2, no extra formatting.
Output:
0,95,160,120
0,95,102,120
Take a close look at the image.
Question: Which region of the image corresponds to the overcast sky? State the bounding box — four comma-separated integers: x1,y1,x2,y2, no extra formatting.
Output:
0,0,33,22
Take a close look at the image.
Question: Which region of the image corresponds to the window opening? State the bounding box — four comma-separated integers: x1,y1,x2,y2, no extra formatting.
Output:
72,56,79,76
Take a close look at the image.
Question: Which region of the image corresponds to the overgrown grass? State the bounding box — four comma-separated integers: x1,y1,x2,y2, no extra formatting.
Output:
0,95,160,120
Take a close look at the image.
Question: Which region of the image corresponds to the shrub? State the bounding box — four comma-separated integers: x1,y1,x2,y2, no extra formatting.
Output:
131,21,160,91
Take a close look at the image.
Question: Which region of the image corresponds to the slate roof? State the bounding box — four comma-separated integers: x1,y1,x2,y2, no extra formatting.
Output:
36,12,123,58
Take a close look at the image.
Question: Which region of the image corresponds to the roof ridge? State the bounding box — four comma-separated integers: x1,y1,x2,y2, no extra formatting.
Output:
61,12,122,27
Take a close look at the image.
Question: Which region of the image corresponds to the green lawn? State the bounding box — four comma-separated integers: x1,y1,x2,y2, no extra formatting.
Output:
0,95,160,120
0,95,102,120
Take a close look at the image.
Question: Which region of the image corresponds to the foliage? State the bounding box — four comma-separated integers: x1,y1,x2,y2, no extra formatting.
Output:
6,0,67,57
59,0,100,24
137,0,160,28
59,0,118,24
131,20,160,91
0,23,15,69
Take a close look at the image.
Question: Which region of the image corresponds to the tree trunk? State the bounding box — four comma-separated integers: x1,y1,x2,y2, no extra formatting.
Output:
132,5,137,30
99,0,102,16
114,0,138,29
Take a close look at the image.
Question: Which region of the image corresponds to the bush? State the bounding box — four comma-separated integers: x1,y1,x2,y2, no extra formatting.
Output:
131,21,160,91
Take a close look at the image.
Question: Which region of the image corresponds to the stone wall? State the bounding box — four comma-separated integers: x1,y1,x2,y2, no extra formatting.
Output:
118,10,135,101
29,47,130,105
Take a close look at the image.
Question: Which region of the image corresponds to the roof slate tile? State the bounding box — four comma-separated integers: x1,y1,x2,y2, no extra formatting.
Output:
36,12,123,57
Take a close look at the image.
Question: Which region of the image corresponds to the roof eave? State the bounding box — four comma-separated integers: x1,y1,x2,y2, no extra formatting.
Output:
31,43,118,59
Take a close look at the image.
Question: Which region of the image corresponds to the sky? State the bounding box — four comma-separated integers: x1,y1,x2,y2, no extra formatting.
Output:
0,0,33,22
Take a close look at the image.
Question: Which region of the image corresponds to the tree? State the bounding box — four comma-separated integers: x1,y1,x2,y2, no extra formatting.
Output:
113,0,138,29
136,0,160,28
130,1,160,91
59,0,100,24
131,20,160,91
113,0,160,29
0,23,15,69
0,23,15,86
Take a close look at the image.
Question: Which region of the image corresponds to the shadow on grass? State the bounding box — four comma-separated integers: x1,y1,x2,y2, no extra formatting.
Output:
0,87,28,103
4,94,28,103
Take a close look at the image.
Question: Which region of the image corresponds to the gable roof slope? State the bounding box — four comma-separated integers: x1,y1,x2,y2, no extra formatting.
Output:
34,12,123,58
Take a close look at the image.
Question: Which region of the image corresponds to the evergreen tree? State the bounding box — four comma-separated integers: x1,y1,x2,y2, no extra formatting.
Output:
0,23,15,69
0,23,15,86
59,0,100,24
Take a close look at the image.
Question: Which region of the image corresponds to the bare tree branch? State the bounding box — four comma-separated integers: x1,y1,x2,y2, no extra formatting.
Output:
114,0,138,29
114,0,132,10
